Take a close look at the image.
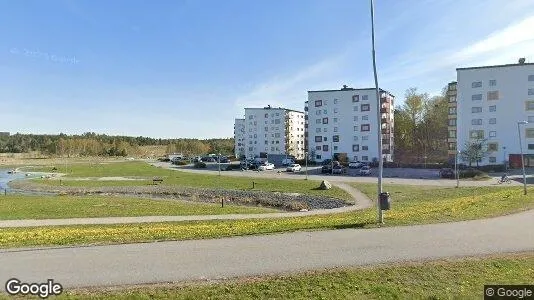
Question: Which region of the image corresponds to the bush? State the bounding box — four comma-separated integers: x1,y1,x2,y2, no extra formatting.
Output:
225,164,241,171
173,160,189,166
459,169,488,179
193,162,206,169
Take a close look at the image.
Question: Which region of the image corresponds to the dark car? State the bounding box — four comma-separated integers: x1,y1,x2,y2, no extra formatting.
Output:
321,165,333,174
439,168,455,179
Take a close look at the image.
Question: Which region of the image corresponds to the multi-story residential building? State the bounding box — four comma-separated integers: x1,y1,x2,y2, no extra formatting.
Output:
240,106,305,160
456,59,534,167
305,85,394,163
447,81,458,161
233,118,246,158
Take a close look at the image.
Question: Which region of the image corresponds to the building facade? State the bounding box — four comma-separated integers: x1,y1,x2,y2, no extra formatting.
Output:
447,81,458,161
456,60,534,167
233,118,246,158
238,106,305,160
305,85,394,163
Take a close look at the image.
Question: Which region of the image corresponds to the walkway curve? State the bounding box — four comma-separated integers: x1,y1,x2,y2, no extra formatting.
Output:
1,208,533,289
0,182,372,228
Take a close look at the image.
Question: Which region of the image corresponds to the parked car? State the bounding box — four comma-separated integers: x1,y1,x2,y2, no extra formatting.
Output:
321,165,332,174
439,168,455,179
348,161,363,169
258,163,275,171
359,166,371,176
286,164,301,172
282,158,295,166
332,165,344,174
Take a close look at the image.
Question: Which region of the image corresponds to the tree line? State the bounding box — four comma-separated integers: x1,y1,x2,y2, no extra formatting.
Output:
0,132,234,157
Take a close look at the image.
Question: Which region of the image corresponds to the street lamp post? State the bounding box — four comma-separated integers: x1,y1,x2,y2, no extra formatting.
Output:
218,152,221,176
503,146,507,172
370,0,383,224
517,121,529,195
456,150,460,188
305,151,308,180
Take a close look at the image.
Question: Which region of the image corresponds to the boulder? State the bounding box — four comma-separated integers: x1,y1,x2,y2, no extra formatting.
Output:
318,180,332,190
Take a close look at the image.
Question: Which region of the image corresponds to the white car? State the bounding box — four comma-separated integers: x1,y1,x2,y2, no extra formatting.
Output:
258,163,275,171
286,164,301,172
348,161,363,169
359,166,371,176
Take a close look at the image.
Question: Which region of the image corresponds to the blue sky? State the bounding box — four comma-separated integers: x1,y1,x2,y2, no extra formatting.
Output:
1,0,534,139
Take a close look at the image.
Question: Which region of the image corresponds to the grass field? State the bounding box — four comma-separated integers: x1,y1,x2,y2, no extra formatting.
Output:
15,253,534,299
26,161,352,201
0,195,276,220
0,185,531,249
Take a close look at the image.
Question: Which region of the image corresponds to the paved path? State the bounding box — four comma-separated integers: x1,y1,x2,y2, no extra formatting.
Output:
0,182,372,228
1,209,533,290
152,161,529,187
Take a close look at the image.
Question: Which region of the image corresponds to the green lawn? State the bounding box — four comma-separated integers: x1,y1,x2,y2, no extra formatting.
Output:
0,186,532,249
18,253,534,300
0,195,276,220
26,161,352,201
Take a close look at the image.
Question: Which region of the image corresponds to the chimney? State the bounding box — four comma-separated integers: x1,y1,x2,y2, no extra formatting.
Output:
519,58,526,64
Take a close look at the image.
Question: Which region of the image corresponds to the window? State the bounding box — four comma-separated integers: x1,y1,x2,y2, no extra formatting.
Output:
334,108,338,114
487,143,498,152
527,128,534,138
254,134,257,138
264,113,268,118
316,110,321,115
352,95,359,102
361,104,370,111
448,130,456,138
274,119,280,124
324,137,328,141
487,91,499,100
315,136,322,142
248,147,253,151
333,146,338,151
323,109,327,114
323,100,328,106
471,119,482,125
526,101,534,111
528,116,534,123
362,95,368,100
361,124,370,131
352,144,359,152
529,89,534,96
449,107,457,114
353,116,358,122
362,156,369,161
471,94,482,101
489,157,497,163
353,106,358,111
353,136,359,141
448,142,456,150
334,127,338,132
489,131,497,138
322,145,329,152
489,79,497,86
472,81,482,88
449,96,456,103
316,146,321,150
362,146,369,151
333,118,338,123
362,115,369,120
315,100,322,107
264,140,268,145
472,107,482,113
334,99,338,104
322,118,328,124
362,135,369,141
489,118,497,125
333,135,339,142
316,128,321,133
353,126,359,132
316,119,321,124
265,127,268,131
448,118,457,126
528,75,534,81
489,105,496,112
248,115,253,120
353,156,358,161
528,144,534,150
323,128,328,132
316,155,322,160
469,130,484,139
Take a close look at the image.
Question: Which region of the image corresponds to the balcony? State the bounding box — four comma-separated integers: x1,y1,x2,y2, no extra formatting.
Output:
382,139,390,145
380,107,390,113
381,129,390,134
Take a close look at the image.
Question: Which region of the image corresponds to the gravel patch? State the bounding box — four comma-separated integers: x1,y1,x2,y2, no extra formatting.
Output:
8,180,351,211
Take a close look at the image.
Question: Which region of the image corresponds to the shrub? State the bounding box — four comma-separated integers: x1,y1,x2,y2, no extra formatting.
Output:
173,160,189,166
193,162,207,169
225,164,241,171
459,169,488,179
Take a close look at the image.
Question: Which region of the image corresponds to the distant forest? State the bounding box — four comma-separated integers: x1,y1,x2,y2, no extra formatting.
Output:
0,132,235,157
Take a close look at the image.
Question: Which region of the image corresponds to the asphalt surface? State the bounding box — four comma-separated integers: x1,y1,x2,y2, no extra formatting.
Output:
1,208,533,290
0,182,372,228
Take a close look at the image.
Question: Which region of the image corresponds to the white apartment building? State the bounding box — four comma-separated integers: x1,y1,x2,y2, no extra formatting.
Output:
239,106,305,160
455,59,534,167
305,85,394,163
233,118,246,158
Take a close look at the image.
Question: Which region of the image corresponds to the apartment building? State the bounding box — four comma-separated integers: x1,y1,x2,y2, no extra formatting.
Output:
447,81,458,161
456,59,534,167
305,85,394,163
233,118,246,158
238,106,305,160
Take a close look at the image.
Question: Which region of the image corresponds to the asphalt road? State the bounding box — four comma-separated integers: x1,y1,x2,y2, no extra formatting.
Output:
1,209,533,290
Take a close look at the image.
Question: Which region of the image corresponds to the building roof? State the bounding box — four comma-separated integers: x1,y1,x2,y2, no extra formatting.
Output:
244,107,304,114
456,62,534,71
308,87,393,96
